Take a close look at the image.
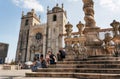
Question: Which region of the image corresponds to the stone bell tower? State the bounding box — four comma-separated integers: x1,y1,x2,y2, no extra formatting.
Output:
16,9,40,62
46,4,67,54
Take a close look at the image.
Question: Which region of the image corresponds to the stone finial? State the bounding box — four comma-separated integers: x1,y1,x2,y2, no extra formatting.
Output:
62,3,64,8
39,15,41,20
31,9,35,13
104,33,112,46
110,20,119,27
82,0,94,5
68,21,70,24
110,20,120,36
65,21,73,38
22,11,24,16
47,6,49,11
65,21,73,26
77,21,84,36
56,3,58,7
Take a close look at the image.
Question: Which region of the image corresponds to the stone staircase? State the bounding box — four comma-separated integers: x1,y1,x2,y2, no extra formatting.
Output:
26,55,120,79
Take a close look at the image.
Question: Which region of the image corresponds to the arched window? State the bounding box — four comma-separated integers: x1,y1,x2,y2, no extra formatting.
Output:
53,15,57,21
25,19,29,26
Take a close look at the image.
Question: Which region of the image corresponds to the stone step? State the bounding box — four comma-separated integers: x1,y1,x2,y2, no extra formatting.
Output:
26,72,74,78
64,56,87,60
57,60,120,64
64,58,87,61
48,64,120,68
26,72,120,79
64,57,120,61
76,68,120,74
36,68,120,74
75,73,120,79
87,57,120,60
77,64,120,68
14,77,77,79
26,55,120,78
64,55,107,59
36,68,76,72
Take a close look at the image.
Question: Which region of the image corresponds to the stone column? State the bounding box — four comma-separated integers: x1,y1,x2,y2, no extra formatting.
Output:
82,0,102,46
82,0,96,28
82,0,103,56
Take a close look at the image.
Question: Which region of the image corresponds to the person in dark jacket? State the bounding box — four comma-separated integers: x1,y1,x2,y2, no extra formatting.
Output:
49,51,56,64
58,49,66,61
40,54,47,68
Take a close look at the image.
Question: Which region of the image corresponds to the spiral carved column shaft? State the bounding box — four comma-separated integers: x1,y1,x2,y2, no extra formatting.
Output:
82,0,96,27
82,0,104,56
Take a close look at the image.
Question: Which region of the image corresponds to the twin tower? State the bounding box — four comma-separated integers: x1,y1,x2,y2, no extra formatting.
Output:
15,4,67,62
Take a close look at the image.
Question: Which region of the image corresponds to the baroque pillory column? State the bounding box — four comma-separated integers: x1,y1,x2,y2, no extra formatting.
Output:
82,0,103,56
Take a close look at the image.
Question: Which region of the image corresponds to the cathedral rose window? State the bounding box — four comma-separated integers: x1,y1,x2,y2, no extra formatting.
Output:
35,32,42,40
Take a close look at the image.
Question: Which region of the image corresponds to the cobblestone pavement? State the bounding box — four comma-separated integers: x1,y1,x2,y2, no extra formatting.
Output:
0,70,77,79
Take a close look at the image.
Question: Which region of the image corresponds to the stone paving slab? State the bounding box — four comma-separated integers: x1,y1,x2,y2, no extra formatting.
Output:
0,70,77,79
0,70,31,79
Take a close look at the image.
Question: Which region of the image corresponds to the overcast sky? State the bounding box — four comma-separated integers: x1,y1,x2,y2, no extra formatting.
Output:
0,0,120,62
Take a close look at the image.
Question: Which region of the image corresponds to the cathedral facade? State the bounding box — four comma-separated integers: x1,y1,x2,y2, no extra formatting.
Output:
15,4,67,62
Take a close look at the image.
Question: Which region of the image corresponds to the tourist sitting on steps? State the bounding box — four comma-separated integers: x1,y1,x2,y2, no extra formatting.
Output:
46,52,50,66
31,54,47,72
40,54,47,68
57,49,66,61
49,51,57,64
31,57,41,72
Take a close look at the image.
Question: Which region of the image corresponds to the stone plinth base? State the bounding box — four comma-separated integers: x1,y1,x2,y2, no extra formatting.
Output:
86,46,106,56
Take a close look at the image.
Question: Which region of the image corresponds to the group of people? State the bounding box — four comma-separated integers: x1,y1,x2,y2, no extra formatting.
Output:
31,54,47,72
31,49,66,72
46,51,57,65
